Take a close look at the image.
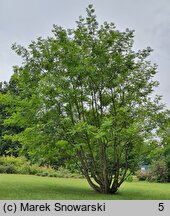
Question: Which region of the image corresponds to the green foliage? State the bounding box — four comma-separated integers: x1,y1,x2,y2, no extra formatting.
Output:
136,171,151,181
0,156,30,173
136,160,169,183
0,156,82,178
0,82,22,156
0,164,16,174
29,164,54,175
157,112,170,182
35,166,82,178
37,166,82,178
149,160,168,183
125,175,133,182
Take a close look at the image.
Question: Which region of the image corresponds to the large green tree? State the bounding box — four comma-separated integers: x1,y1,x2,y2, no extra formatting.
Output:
2,5,165,193
0,81,22,156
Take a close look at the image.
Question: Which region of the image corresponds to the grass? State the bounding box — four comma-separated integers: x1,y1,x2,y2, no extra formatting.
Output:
0,174,170,200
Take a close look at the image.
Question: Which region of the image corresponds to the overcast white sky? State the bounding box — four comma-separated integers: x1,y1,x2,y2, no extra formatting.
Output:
0,0,170,108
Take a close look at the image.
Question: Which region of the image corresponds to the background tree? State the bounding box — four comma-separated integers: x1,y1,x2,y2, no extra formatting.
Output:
157,111,170,182
0,80,22,156
2,5,165,194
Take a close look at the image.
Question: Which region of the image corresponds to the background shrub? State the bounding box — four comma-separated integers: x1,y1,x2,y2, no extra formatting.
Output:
149,160,168,183
0,164,16,173
0,156,29,174
125,175,133,182
136,171,151,181
0,156,82,178
136,160,169,183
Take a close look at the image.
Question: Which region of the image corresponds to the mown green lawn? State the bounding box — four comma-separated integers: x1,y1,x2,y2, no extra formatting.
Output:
0,174,170,200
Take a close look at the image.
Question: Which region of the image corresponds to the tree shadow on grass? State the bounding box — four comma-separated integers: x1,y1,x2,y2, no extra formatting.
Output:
8,180,123,199
2,175,168,200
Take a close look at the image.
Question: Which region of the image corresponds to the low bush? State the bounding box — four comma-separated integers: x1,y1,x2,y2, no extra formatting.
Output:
0,156,29,174
0,156,82,178
0,165,7,173
29,164,54,175
136,171,151,181
136,160,169,183
55,166,72,178
0,156,55,175
125,175,133,182
41,172,49,177
149,160,168,183
35,167,82,178
0,164,16,174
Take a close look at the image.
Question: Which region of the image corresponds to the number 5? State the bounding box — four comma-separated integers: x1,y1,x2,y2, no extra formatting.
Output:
158,203,164,211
